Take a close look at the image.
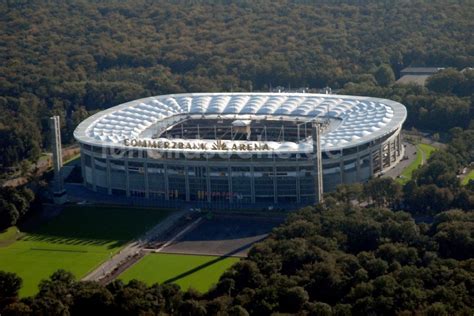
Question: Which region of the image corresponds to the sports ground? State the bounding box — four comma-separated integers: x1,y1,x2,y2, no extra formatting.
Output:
0,206,274,297
119,253,239,292
0,205,172,297
117,215,284,292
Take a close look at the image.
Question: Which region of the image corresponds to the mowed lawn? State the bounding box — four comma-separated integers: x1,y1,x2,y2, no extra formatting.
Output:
418,143,437,158
462,169,474,185
0,205,172,297
0,226,21,244
119,253,240,293
398,143,437,184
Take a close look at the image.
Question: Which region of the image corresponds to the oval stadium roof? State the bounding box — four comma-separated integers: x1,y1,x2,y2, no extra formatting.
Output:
74,93,407,152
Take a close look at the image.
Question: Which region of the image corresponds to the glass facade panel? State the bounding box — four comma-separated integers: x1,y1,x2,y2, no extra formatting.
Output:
343,159,358,183
110,160,126,189
344,159,357,171
94,158,107,171
85,155,92,167
167,165,185,200
210,167,229,202
254,166,274,198
188,166,207,201
276,166,297,196
93,146,106,156
148,163,165,196
231,167,252,203
342,146,358,155
323,173,341,192
129,161,145,191
94,169,107,188
299,165,315,196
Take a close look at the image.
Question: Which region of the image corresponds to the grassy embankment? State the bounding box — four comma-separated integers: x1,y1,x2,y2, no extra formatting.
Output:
398,143,437,185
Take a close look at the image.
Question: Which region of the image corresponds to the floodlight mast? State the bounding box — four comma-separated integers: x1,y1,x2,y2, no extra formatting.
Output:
312,122,324,204
50,116,67,204
296,118,324,204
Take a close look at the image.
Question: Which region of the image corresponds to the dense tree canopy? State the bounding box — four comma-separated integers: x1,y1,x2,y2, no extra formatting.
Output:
0,186,35,229
1,0,473,167
1,205,472,315
0,2,472,314
341,69,474,132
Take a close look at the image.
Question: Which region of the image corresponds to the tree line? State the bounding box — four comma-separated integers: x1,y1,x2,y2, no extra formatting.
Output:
341,67,473,132
0,205,472,315
0,186,35,230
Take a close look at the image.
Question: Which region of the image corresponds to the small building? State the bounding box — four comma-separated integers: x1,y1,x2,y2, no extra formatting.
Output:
396,67,444,86
400,67,444,76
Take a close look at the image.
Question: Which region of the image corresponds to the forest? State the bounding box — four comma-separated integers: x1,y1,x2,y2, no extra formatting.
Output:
0,204,472,315
0,1,473,314
1,0,473,167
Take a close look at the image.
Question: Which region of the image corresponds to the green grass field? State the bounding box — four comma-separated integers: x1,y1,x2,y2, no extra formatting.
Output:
0,205,172,297
0,226,21,242
418,143,437,158
398,143,437,185
462,169,474,186
119,253,240,293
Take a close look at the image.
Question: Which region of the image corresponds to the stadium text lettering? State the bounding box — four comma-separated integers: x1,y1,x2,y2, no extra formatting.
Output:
123,138,271,151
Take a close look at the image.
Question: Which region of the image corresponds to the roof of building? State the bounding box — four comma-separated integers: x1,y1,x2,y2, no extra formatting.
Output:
74,93,407,152
400,67,443,74
396,75,431,86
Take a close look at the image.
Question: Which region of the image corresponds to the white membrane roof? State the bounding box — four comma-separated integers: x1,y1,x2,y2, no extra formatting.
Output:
74,93,406,152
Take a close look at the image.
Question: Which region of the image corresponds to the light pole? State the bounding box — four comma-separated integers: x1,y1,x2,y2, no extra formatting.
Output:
311,122,324,204
50,116,67,204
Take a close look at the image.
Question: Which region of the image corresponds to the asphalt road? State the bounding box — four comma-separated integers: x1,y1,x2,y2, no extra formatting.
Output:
382,142,417,179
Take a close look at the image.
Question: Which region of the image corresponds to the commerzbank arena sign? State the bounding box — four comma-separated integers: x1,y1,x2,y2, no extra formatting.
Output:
123,138,272,151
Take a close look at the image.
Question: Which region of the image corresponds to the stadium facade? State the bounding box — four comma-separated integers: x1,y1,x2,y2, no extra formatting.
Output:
74,93,406,208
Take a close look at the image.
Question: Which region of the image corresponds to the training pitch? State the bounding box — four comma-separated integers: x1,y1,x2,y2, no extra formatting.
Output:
119,253,240,292
118,214,283,292
0,205,171,297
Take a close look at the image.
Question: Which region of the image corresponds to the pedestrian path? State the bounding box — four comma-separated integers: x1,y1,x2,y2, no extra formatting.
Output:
82,209,187,282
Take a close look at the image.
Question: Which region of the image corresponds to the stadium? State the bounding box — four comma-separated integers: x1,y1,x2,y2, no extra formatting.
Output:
74,93,406,208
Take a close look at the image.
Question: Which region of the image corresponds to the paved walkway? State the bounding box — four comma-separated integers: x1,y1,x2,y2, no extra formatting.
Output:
82,209,187,282
419,145,428,165
383,142,416,179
